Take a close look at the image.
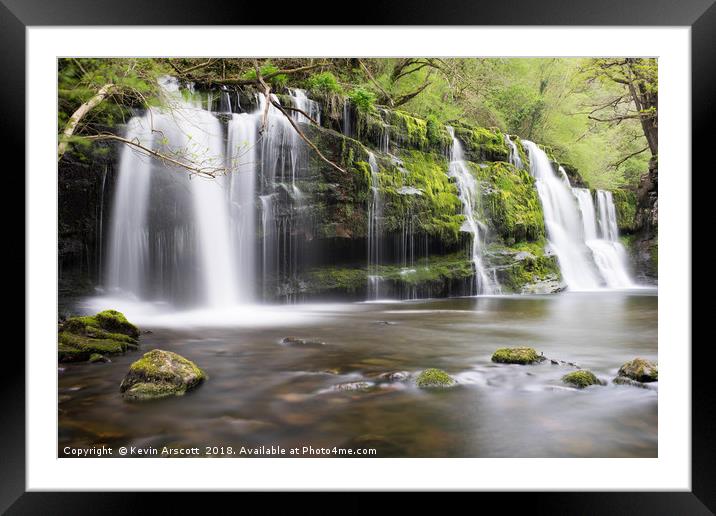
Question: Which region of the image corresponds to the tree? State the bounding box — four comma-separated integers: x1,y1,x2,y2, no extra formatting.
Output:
581,58,658,157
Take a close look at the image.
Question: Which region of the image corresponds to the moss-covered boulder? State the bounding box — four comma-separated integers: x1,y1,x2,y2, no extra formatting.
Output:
491,347,543,365
415,368,456,388
94,310,140,339
562,370,602,388
120,349,207,401
617,358,658,383
58,331,134,362
58,309,139,362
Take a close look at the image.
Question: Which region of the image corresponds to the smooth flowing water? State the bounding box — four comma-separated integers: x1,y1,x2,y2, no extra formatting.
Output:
60,291,657,458
524,141,603,290
367,152,384,299
447,127,497,295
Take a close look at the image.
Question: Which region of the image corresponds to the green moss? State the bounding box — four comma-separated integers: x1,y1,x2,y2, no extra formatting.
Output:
452,125,509,162
58,331,128,362
471,161,545,243
120,349,207,401
613,189,637,233
306,71,342,95
487,241,561,293
59,309,140,362
95,309,140,338
388,110,430,150
415,368,456,388
618,358,658,382
380,150,463,243
426,114,452,149
562,370,602,388
491,347,543,364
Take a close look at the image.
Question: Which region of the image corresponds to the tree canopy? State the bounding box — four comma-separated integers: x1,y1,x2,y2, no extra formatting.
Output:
58,57,657,189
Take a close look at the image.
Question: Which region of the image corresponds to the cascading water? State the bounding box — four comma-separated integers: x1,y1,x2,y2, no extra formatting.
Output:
523,140,602,290
446,127,496,295
524,141,635,290
589,190,634,287
505,134,524,170
257,88,320,300
106,116,153,298
366,152,383,299
106,77,245,307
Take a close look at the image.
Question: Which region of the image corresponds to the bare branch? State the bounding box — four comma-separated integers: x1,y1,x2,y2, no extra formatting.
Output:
84,133,224,178
610,146,649,169
58,83,116,161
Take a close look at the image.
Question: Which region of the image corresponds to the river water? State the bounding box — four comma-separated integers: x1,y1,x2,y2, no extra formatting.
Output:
59,290,657,458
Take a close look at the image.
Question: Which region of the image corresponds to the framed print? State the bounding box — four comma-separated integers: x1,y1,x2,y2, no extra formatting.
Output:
5,0,710,510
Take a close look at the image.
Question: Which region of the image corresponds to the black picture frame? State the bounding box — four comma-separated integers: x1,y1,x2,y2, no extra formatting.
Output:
4,0,708,512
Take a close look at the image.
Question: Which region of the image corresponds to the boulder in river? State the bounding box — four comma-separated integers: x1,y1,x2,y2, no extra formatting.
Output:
120,349,207,401
562,370,603,388
415,368,456,388
58,309,140,362
491,347,544,365
617,358,658,382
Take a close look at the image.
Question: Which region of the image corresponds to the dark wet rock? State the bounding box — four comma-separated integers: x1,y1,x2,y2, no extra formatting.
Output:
613,376,653,389
280,336,326,348
377,371,410,382
89,353,111,363
142,329,153,335
521,275,567,294
617,358,658,382
415,368,456,388
373,320,396,325
491,347,544,365
562,370,603,388
550,359,559,365
120,349,207,401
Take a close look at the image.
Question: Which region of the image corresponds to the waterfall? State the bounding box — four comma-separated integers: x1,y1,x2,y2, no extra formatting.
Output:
446,127,497,295
589,190,634,287
106,77,246,307
288,88,321,126
523,140,602,290
366,152,383,299
258,89,320,300
524,141,634,290
505,134,524,170
342,100,352,137
106,116,153,297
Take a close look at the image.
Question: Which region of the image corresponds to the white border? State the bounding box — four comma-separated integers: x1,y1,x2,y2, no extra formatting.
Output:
27,27,690,491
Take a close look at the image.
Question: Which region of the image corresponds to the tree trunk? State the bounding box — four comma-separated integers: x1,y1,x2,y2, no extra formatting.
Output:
57,83,116,161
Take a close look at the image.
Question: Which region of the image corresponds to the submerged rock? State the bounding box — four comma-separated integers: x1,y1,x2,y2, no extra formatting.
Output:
491,347,544,365
331,381,374,392
377,371,410,382
280,336,326,348
120,349,206,401
617,358,658,382
59,309,140,362
613,376,653,389
415,368,456,388
562,370,603,388
89,353,111,364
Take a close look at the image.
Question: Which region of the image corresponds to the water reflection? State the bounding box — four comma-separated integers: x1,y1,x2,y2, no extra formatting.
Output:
60,290,657,457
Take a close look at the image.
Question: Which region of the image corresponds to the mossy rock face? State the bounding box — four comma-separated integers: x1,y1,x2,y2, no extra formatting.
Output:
617,358,658,383
415,368,456,388
491,347,543,365
562,370,602,389
120,349,207,401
